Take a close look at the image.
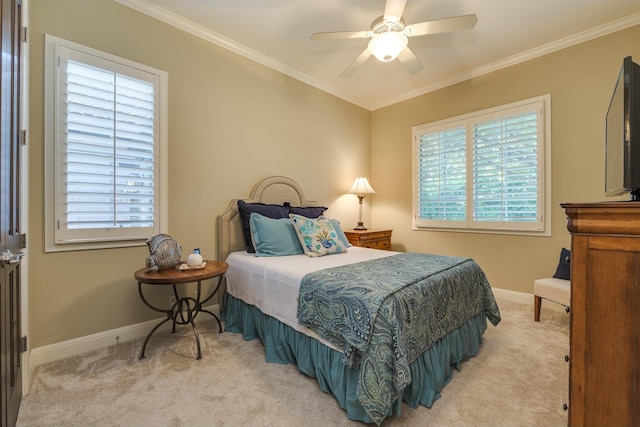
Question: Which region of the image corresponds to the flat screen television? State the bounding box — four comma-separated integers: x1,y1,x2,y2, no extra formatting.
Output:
605,56,640,201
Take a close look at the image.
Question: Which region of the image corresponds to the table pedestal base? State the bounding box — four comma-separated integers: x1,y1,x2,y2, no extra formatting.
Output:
138,274,224,360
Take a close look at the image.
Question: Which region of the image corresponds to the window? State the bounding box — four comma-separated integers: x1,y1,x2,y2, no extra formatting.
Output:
412,95,550,235
44,35,168,251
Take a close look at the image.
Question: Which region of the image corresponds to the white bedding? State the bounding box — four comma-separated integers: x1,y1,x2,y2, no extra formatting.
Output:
225,246,398,348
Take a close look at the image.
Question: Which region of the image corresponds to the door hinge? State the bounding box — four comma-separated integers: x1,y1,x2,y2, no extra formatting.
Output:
20,233,26,249
20,129,26,146
21,336,27,352
21,26,27,44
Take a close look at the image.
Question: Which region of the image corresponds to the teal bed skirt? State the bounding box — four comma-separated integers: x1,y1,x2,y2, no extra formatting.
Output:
222,293,488,424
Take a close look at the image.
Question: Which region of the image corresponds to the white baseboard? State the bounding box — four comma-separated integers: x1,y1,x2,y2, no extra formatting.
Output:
492,287,566,313
30,304,220,367
29,288,563,368
492,287,533,305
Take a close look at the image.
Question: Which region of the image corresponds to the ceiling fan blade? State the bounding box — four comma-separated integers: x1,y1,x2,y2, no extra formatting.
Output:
404,14,478,37
311,30,371,40
384,0,407,22
397,47,424,74
340,49,372,78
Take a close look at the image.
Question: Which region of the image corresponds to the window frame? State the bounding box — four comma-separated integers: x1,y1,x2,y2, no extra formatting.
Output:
44,34,169,252
412,95,551,236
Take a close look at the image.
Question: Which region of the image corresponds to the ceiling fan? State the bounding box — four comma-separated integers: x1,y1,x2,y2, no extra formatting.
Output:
310,0,477,78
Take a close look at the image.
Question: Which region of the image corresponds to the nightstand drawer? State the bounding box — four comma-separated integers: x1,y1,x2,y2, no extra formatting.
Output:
344,229,393,250
362,239,390,250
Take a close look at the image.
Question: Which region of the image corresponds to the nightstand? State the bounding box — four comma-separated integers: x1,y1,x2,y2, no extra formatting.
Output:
343,229,392,250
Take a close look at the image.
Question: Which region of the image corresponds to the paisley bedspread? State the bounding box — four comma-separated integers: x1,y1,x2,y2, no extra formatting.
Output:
297,252,501,425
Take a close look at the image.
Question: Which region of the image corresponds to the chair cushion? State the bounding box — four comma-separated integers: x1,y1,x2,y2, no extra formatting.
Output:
534,277,570,306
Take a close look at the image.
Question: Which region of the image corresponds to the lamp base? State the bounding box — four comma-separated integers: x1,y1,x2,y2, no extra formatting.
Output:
354,222,368,230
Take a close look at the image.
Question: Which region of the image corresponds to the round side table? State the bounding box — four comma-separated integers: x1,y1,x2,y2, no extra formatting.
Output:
134,260,228,360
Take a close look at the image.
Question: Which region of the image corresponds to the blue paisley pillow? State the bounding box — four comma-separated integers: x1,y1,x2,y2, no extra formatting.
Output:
289,214,347,257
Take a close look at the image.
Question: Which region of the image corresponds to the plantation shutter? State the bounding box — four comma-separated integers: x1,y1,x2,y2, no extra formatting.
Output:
416,123,467,223
56,46,159,243
412,96,547,233
472,108,540,228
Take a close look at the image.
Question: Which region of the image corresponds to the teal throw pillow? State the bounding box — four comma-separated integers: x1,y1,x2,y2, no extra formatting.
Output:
249,213,303,257
328,218,352,248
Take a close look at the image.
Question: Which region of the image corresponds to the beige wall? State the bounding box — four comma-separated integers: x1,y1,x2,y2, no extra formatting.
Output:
371,25,640,293
27,0,640,349
28,0,370,348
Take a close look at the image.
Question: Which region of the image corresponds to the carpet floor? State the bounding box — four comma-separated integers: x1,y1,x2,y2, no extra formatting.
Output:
16,297,569,426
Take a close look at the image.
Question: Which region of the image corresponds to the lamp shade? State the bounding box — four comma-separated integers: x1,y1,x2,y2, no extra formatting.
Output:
367,32,408,62
348,177,376,196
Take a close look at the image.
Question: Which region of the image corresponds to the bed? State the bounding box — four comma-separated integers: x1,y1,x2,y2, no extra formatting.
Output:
216,176,501,425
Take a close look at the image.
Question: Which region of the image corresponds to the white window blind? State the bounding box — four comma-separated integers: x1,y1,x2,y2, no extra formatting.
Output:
64,59,155,230
45,35,168,251
416,123,467,224
472,109,539,224
413,95,550,235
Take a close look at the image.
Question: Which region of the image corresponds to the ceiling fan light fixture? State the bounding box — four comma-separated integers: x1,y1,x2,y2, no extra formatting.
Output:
367,31,408,62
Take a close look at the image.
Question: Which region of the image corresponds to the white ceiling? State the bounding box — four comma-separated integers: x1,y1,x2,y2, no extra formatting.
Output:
116,0,640,110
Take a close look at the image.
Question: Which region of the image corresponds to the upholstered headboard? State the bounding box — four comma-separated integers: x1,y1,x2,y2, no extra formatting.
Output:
216,176,319,261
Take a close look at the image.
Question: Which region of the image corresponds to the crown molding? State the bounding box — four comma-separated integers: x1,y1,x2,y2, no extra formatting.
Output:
113,0,370,109
115,0,640,111
372,12,640,110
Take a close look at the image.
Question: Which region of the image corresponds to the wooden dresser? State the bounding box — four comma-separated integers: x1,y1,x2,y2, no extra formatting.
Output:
343,229,392,250
561,202,640,427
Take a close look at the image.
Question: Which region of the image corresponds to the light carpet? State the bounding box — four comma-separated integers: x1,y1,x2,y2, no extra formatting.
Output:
16,298,569,426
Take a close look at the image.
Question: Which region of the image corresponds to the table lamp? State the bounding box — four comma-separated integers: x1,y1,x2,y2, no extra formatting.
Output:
348,177,376,230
